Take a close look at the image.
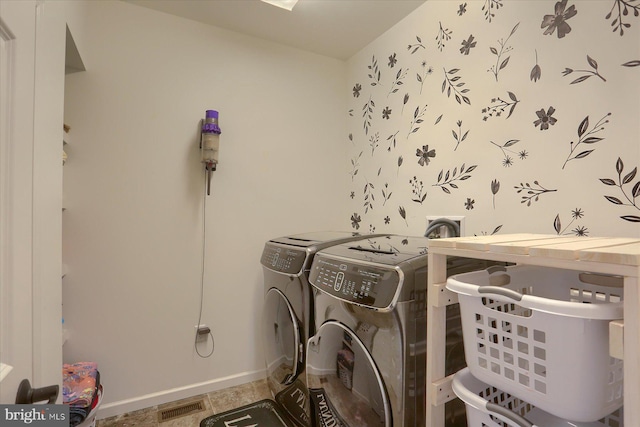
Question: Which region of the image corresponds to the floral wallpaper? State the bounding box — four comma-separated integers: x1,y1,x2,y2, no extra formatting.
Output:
345,0,639,237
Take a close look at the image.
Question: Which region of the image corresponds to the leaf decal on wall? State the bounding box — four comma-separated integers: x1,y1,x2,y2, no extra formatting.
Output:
562,112,611,169
622,60,640,67
600,157,640,222
368,55,382,86
408,36,426,54
442,68,471,105
436,21,453,51
482,91,520,120
398,206,408,226
382,183,392,206
434,164,477,194
388,68,407,97
488,22,519,81
605,0,640,36
482,0,504,23
369,132,380,155
408,105,428,138
452,120,469,151
363,179,375,213
514,181,557,206
362,97,375,135
387,131,399,151
562,55,607,83
350,151,362,181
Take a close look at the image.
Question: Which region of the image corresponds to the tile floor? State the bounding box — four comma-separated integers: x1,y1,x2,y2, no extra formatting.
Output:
96,379,272,427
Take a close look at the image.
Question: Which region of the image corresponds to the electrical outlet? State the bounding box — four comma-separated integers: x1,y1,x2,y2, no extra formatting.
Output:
426,216,466,238
195,324,210,342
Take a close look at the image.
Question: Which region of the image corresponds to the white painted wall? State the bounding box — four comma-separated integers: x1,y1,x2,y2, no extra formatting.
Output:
61,0,348,416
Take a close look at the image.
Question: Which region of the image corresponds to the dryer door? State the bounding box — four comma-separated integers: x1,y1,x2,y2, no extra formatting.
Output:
263,288,303,386
307,321,391,427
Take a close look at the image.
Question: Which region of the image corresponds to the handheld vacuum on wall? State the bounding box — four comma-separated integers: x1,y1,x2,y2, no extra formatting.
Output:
200,110,222,195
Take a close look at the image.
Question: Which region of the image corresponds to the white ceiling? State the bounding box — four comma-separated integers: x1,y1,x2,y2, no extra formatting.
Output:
123,0,426,60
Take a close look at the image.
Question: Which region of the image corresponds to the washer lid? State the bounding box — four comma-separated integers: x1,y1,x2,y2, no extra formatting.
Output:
316,235,429,266
268,232,369,249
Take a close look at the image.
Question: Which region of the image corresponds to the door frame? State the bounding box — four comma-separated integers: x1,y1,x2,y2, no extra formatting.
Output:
0,0,65,403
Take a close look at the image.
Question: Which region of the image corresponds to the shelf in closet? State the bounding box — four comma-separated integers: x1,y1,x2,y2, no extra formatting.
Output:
425,234,640,427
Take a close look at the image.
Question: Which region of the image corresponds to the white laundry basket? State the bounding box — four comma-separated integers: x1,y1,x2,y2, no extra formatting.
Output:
446,265,624,422
452,368,623,427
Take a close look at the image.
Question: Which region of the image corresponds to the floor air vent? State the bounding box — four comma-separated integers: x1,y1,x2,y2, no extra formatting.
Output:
158,400,205,422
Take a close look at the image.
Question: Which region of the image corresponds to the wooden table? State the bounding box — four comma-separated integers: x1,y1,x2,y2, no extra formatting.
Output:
426,234,640,426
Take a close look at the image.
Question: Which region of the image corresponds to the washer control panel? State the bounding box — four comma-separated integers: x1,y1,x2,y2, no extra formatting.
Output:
261,244,307,275
309,258,400,309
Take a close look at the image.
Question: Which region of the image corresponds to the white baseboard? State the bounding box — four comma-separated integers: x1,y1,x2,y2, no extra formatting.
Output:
96,368,266,420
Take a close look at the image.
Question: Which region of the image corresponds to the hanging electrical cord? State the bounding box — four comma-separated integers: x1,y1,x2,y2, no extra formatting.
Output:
195,171,214,358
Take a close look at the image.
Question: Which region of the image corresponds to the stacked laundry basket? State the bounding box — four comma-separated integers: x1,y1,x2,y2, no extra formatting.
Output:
446,264,624,427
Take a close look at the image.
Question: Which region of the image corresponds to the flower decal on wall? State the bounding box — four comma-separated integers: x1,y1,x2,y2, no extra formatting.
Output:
489,139,526,167
351,213,362,229
353,83,362,98
541,0,577,38
410,176,427,204
533,106,557,130
417,145,436,166
388,53,397,68
460,35,477,55
491,179,500,208
531,50,542,82
465,198,475,210
344,0,637,236
554,208,587,235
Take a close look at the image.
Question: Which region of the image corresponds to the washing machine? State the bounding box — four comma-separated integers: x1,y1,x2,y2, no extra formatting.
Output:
306,235,493,427
261,232,383,427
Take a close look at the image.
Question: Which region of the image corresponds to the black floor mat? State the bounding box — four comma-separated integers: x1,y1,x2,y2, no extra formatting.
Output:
200,399,290,427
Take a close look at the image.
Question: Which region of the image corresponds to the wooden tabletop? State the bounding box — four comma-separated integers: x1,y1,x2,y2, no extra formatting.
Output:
428,234,640,267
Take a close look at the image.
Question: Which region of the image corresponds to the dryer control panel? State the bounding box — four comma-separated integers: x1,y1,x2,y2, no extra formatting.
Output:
261,244,307,275
309,257,400,309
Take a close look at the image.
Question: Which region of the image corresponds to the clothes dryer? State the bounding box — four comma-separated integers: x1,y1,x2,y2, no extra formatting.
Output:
306,235,495,427
261,232,382,427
